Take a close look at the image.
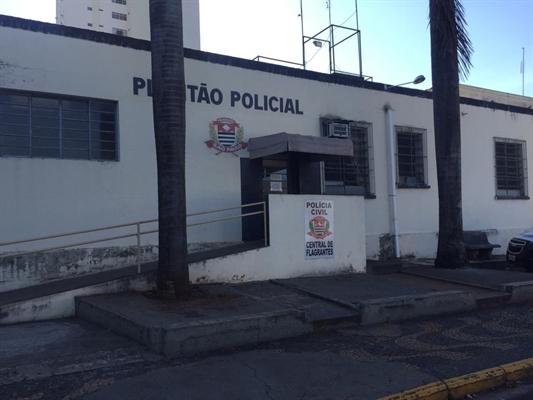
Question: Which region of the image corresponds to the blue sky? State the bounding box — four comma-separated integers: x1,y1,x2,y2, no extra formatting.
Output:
1,0,532,96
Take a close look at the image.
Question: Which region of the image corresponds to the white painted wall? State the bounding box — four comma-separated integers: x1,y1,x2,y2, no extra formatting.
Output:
0,22,532,269
189,194,366,283
56,0,201,49
461,102,533,250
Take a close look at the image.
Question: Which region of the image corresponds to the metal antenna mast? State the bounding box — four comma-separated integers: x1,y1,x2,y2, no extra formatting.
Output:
355,0,362,77
521,47,525,96
300,0,306,69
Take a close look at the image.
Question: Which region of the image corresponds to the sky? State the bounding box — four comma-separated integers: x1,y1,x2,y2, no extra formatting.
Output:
0,0,532,96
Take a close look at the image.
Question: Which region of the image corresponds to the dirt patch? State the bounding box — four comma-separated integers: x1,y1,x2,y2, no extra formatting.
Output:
143,286,240,308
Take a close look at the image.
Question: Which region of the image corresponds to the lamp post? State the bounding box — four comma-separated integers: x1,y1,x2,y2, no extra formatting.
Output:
384,75,426,91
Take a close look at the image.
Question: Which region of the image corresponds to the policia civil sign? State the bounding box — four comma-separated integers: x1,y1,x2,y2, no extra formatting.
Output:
305,200,334,259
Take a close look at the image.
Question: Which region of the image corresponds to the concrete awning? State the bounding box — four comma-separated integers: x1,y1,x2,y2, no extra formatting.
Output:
247,132,353,160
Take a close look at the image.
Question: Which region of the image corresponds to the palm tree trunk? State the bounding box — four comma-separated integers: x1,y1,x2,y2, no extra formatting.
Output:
149,0,189,294
430,0,470,269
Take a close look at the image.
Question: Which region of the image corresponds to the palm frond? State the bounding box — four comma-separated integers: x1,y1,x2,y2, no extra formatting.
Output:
429,0,474,81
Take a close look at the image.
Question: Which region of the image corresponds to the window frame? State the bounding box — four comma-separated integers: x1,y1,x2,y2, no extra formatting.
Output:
111,11,127,21
0,89,119,162
112,27,128,36
493,137,529,200
321,119,375,197
394,126,429,189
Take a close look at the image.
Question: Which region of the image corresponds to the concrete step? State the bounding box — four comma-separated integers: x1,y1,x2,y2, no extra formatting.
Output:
75,291,313,358
476,292,512,309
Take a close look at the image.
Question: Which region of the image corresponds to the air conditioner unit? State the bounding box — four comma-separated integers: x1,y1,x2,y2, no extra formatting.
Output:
325,122,350,138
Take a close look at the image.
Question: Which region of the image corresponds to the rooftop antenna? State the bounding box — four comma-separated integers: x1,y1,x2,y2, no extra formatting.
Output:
521,47,525,96
355,0,362,77
300,0,305,69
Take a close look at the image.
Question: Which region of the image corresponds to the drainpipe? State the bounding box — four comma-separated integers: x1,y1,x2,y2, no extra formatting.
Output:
384,103,401,259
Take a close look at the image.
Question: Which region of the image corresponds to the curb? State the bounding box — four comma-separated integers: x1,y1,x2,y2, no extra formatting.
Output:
378,357,533,400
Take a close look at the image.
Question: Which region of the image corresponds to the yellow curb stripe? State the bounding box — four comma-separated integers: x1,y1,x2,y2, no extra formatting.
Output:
501,357,533,382
377,382,448,400
379,357,533,400
444,367,506,399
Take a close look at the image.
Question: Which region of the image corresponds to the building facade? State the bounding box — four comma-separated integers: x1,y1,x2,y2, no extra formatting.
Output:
56,0,201,49
0,16,532,285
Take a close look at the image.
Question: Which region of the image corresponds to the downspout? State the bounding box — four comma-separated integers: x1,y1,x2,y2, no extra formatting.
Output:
384,103,401,259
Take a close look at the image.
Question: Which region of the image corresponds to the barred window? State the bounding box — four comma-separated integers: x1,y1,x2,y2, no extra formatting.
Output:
0,90,118,161
112,12,127,21
112,0,127,4
395,126,428,188
323,121,374,196
112,27,128,36
494,138,528,199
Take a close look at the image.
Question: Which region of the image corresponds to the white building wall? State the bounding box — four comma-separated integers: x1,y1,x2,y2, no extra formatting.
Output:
56,0,201,49
461,103,533,249
0,22,532,262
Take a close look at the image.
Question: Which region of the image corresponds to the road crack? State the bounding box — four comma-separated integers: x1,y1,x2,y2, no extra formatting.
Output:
239,360,275,400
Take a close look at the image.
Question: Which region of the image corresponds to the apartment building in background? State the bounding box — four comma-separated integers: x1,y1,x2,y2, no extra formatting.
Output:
56,0,201,49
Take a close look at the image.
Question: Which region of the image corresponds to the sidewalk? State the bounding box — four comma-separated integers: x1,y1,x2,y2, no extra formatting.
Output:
2,264,533,399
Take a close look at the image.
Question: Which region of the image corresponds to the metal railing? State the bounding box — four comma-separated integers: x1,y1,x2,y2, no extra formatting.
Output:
252,55,304,68
0,201,267,274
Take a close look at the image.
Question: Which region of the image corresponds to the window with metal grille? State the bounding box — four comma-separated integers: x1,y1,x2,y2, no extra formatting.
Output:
323,121,374,196
112,0,127,4
0,90,118,161
395,126,428,188
112,11,127,21
112,27,128,36
494,137,528,199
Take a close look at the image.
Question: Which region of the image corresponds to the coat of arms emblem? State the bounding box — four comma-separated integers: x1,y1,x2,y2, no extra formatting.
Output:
206,118,248,154
307,216,332,239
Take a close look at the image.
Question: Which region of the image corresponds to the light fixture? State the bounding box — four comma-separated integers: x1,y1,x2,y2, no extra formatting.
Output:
312,40,323,48
384,75,426,91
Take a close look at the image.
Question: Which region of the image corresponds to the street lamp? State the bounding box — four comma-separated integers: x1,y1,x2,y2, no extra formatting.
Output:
384,75,426,91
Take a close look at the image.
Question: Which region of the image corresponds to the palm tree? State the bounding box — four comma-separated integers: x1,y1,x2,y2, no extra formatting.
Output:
429,0,473,269
149,0,189,295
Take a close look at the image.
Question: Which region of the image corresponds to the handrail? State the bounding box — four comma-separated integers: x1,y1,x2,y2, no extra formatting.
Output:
0,201,268,274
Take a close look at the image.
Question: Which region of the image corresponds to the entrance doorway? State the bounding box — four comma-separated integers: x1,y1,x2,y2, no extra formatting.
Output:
262,159,288,197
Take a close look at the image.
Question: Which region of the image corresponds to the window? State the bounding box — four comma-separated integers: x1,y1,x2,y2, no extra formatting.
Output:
112,28,128,36
112,11,127,21
395,126,428,188
494,138,528,199
87,23,93,27
87,6,92,10
323,120,375,196
0,90,118,161
112,0,127,4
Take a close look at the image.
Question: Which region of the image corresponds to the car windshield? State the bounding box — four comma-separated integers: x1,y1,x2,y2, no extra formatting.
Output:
521,227,533,237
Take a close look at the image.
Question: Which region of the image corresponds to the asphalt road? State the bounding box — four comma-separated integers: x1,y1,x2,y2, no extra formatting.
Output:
2,302,533,399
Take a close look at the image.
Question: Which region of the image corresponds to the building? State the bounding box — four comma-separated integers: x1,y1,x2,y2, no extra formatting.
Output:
0,15,532,301
56,0,201,49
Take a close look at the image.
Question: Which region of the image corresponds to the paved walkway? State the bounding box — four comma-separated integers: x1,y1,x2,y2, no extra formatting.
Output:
1,265,533,399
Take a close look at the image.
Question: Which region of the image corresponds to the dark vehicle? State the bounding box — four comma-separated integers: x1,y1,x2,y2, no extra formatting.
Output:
507,228,533,271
